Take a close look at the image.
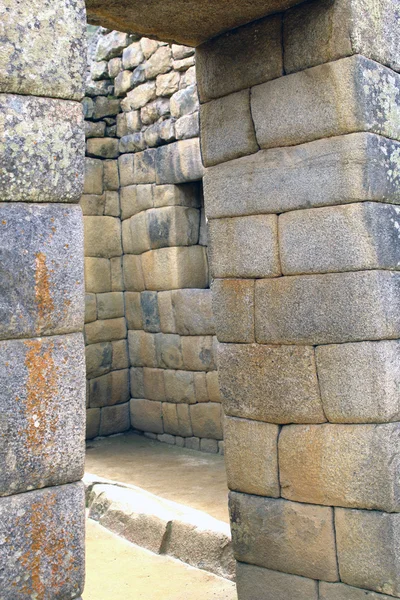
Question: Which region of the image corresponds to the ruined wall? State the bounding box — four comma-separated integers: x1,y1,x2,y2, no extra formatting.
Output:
82,28,223,452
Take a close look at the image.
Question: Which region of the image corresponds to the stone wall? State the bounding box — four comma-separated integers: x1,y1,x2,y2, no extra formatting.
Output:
82,28,223,452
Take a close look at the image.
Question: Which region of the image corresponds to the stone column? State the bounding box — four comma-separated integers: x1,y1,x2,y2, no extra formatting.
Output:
0,1,87,598
197,2,400,598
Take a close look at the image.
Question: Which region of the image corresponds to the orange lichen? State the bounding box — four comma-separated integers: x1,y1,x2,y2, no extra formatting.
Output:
34,252,54,333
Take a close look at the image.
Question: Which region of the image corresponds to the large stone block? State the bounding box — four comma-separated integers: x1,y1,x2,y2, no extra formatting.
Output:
158,291,176,333
316,340,400,423
130,367,144,398
335,507,400,596
0,483,84,599
162,402,192,436
196,14,283,102
200,90,258,167
320,582,397,600
130,398,163,433
80,193,105,216
156,139,204,184
84,216,122,258
212,279,255,343
86,407,100,440
219,343,324,424
181,336,216,371
279,203,400,275
230,492,338,581
111,340,129,370
89,369,130,408
122,211,151,255
0,334,85,496
125,291,143,329
120,184,154,220
236,563,319,600
224,417,279,497
0,94,84,202
141,291,161,333
85,342,112,379
99,402,130,436
203,133,400,219
279,423,400,512
0,204,84,340
85,257,111,293
155,333,184,369
141,246,208,290
147,206,200,249
104,160,120,191
252,56,400,149
255,271,400,345
164,370,196,404
153,183,200,209
133,149,157,184
190,403,223,439
0,0,86,100
97,292,124,320
84,158,104,195
209,215,279,278
85,318,127,345
172,289,215,335
143,367,165,400
123,254,145,291
128,330,157,367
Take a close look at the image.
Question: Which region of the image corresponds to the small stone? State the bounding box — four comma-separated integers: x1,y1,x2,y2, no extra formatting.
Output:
114,70,135,96
96,31,134,61
172,56,196,71
93,95,120,119
175,112,199,140
91,60,109,80
141,38,159,59
85,121,106,138
144,46,172,79
108,57,122,78
170,85,199,118
122,42,144,69
156,71,180,96
171,45,195,60
87,137,119,159
124,81,156,110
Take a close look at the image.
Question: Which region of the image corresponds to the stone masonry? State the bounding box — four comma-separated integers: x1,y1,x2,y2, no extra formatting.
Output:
83,28,223,453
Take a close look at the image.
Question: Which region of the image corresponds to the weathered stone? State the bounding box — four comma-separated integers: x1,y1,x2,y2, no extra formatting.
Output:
201,91,258,167
86,407,101,439
0,334,85,495
87,137,119,159
80,193,105,216
164,370,196,404
156,71,180,96
141,38,160,59
206,372,221,403
219,343,324,424
255,271,400,345
108,57,123,78
114,70,136,97
203,133,400,219
122,212,151,255
144,46,172,79
162,402,180,435
153,183,200,208
123,254,145,291
110,256,124,291
236,563,319,600
172,56,195,71
104,191,120,216
0,204,84,340
175,112,199,140
111,339,129,370
172,289,215,335
120,184,153,220
89,369,130,408
130,367,145,398
133,149,157,183
144,123,162,147
170,85,199,118
200,438,218,453
103,160,120,191
86,342,112,379
158,433,176,444
140,100,161,125
91,60,108,81
159,118,177,142
0,95,84,202
97,292,124,320
141,291,161,332
224,417,279,497
85,293,97,324
156,139,204,184
320,582,397,600
335,507,400,596
147,206,200,249
180,66,196,89
141,246,208,290
84,158,104,195
279,203,400,275
125,292,143,329
93,96,121,119
190,403,222,439
0,483,84,598
279,423,400,512
128,330,157,367
122,41,144,69
96,31,134,61
85,257,111,293
85,318,127,345
252,56,400,149
124,81,157,110
84,216,122,258
118,154,135,187
155,333,183,369
185,436,200,450
85,79,114,97
143,367,165,400
316,340,400,423
193,372,208,403
212,279,254,343
181,336,216,371
99,402,130,435
130,398,163,433
171,45,194,60
85,120,106,138
230,492,339,581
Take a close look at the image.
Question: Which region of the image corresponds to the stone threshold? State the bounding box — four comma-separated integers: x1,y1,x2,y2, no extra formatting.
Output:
84,473,235,581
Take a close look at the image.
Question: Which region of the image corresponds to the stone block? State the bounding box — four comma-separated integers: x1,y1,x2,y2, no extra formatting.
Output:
252,56,400,149
130,367,144,398
159,118,176,143
104,191,120,217
119,132,146,154
89,369,130,408
158,433,175,444
140,38,159,58
125,292,143,329
84,158,104,195
279,423,400,512
193,372,208,403
236,563,319,600
111,340,129,370
120,184,154,220
133,149,157,184
279,203,400,275
122,212,151,255
86,407,101,440
144,46,172,79
130,399,163,433
147,206,200,249
201,90,258,167
200,438,218,453
0,333,85,496
158,291,176,333
96,31,134,61
196,14,283,102
170,85,199,119
181,336,216,371
156,139,204,184
84,216,122,259
206,372,221,403
125,81,156,110
80,193,105,216
123,254,145,291
164,370,196,404
185,437,200,450
155,333,184,369
85,79,113,97
85,121,106,138
86,342,112,379
153,183,200,209
0,204,84,340
335,507,400,596
110,257,124,292
175,112,199,140
141,246,208,291
316,340,400,423
0,483,84,598
209,215,279,278
176,403,193,437
122,41,143,69
157,71,180,96
219,343,324,424
172,289,215,336
114,70,135,97
87,137,119,159
230,492,339,581
93,96,120,120
162,402,180,435
224,417,279,497
211,279,254,343
128,330,157,367
255,271,400,345
97,292,124,320
99,402,130,436
320,582,397,600
204,133,400,220
85,257,111,293
0,95,84,202
141,291,161,333
143,368,166,401
85,293,97,323
85,318,127,345
118,154,135,187
104,160,120,191
109,57,123,79
190,403,222,439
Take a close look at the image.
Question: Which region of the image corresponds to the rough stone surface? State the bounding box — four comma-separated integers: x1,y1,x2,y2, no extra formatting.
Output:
320,582,398,600
164,370,195,404
230,492,339,581
181,336,216,371
84,216,122,258
236,563,319,600
172,289,215,336
130,399,163,433
96,30,134,61
190,403,223,439
141,247,208,290
123,254,145,292
85,258,111,294
212,279,255,343
85,318,127,345
99,402,130,435
86,407,101,439
0,94,84,202
0,482,85,598
0,204,84,340
156,139,204,184
97,292,124,320
128,330,157,367
219,343,324,424
255,271,400,345
279,423,400,512
89,369,130,408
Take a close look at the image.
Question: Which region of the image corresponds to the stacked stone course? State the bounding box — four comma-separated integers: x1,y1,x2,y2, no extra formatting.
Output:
83,28,223,452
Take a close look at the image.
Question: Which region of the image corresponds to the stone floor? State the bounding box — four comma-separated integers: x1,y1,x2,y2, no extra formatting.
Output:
85,431,229,522
84,519,237,600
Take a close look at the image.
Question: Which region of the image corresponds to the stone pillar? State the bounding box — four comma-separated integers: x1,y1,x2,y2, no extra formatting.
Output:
0,1,87,598
197,2,400,598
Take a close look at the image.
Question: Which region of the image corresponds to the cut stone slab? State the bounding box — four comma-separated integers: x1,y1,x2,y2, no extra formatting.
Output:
320,582,398,600
156,139,204,184
172,289,215,336
212,279,255,343
0,94,84,202
147,206,200,249
0,482,84,599
236,563,319,600
0,333,85,496
229,492,339,581
130,398,164,434
141,246,208,290
218,343,324,424
84,216,122,258
0,203,84,340
99,402,130,436
203,133,400,219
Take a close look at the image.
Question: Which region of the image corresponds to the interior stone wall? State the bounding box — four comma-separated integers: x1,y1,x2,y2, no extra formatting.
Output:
82,28,223,453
